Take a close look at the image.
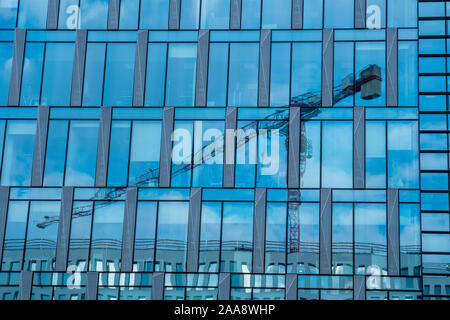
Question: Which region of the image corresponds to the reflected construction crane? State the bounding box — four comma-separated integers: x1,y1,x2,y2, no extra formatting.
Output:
36,64,382,253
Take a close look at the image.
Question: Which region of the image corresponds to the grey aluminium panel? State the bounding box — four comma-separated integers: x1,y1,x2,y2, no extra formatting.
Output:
253,188,266,274
121,187,138,272
195,30,209,107
19,271,33,300
288,107,300,188
218,273,231,300
223,107,237,188
133,30,149,107
71,30,87,107
8,29,26,106
354,275,366,300
320,188,332,274
258,30,271,107
108,0,120,30
31,106,50,187
47,0,60,29
187,188,202,272
292,0,304,29
95,106,112,187
286,273,298,300
353,107,365,189
387,28,398,107
322,29,334,107
86,272,99,300
152,272,165,300
169,0,181,30
354,0,366,29
0,187,10,266
230,0,242,30
55,187,74,272
387,189,400,276
159,107,175,187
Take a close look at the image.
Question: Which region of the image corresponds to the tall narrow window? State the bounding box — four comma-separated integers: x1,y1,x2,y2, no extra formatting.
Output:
107,121,131,187
140,0,169,29
0,43,13,105
270,43,290,107
262,0,291,29
207,43,229,107
0,0,18,28
199,202,222,272
332,203,353,274
366,121,386,188
145,43,167,107
200,0,230,29
44,120,69,186
134,202,157,272
265,202,286,273
83,43,106,106
20,43,45,106
18,0,48,29
180,0,200,29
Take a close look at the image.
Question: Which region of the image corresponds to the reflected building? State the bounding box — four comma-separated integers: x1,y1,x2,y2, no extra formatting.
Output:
0,0,447,301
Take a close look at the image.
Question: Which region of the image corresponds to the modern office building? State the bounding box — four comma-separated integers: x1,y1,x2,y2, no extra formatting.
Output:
0,0,447,301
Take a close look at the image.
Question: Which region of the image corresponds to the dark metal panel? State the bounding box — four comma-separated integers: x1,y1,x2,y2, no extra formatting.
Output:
387,28,398,107
353,275,366,300
321,29,334,107
0,187,10,266
320,188,332,274
169,0,181,30
223,107,237,188
55,187,74,272
387,188,400,276
286,273,298,300
95,106,112,187
187,188,201,272
292,0,304,29
353,107,365,189
133,30,149,107
19,271,32,300
8,29,26,106
354,0,366,29
195,30,209,107
230,0,242,30
253,188,266,273
159,107,175,187
152,272,165,300
47,0,60,29
71,30,87,107
31,106,50,187
108,0,120,30
288,107,300,188
218,273,231,300
258,30,271,107
121,187,138,272
86,272,99,300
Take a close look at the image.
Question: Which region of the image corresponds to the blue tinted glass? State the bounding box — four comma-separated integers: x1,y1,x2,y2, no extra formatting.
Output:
119,0,139,29
83,43,106,106
44,120,69,186
0,0,18,28
332,203,353,274
242,0,261,29
1,120,35,186
199,202,221,272
423,234,450,253
80,0,108,29
388,0,417,28
171,121,193,187
399,204,421,275
67,200,92,270
180,0,200,29
41,43,75,106
20,43,45,106
140,0,169,29
324,0,353,28
303,0,323,29
262,0,290,29
18,0,48,29
322,121,353,188
207,43,228,107
334,42,354,107
129,121,161,186
367,0,386,29
103,43,136,107
165,43,197,107
59,0,80,29
228,43,259,107
134,202,157,272
270,43,290,106
145,43,167,107
107,121,130,187
0,43,13,106
65,121,99,186
1,201,28,270
265,202,286,273
200,0,230,29
301,121,321,188
366,121,386,188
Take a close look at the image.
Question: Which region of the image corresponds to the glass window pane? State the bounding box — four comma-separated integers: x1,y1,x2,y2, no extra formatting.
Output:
265,202,286,273
80,0,108,29
332,203,353,274
303,0,323,29
366,121,386,188
103,43,136,107
41,43,75,106
200,0,230,29
44,120,69,186
270,43,290,107
18,0,48,29
119,0,139,29
20,43,45,106
134,202,157,272
235,120,257,187
367,0,386,29
107,121,131,187
140,0,169,29
145,43,167,107
0,42,13,106
83,43,106,106
180,0,200,29
171,121,193,187
400,204,421,276
334,42,354,107
0,0,18,28
199,202,222,273
324,0,353,28
67,201,93,271
301,121,321,188
262,0,291,29
388,0,417,28
65,120,99,186
59,0,80,29
1,120,36,186
207,43,228,107
165,43,197,107
242,0,261,29
398,41,418,107
228,43,259,107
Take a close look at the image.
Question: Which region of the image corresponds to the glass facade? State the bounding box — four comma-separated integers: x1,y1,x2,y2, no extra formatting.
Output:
0,0,447,301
